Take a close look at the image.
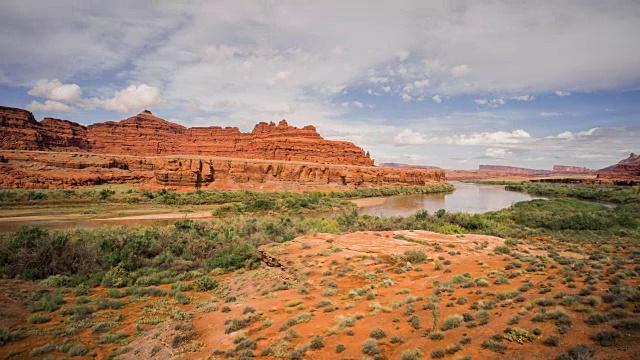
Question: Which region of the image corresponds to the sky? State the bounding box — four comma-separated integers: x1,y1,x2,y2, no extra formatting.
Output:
0,1,639,170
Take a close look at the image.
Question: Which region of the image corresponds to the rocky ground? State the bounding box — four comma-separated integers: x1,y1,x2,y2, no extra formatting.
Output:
1,230,637,359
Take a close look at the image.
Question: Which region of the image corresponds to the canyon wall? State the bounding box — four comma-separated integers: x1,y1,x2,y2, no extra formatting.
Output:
552,165,595,174
597,153,640,181
0,106,373,166
478,165,552,176
0,151,445,190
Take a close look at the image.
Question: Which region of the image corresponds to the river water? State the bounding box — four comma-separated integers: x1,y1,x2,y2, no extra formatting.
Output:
356,181,546,217
0,182,545,231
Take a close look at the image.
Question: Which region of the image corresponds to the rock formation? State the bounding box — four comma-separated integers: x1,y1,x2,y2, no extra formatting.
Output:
0,151,445,190
0,106,373,166
477,165,552,176
597,153,640,181
379,162,442,170
552,165,595,174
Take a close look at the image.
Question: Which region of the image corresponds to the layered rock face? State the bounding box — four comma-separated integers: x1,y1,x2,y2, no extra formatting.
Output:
380,162,442,170
478,165,552,176
597,153,640,181
0,151,445,190
0,106,373,166
552,165,595,174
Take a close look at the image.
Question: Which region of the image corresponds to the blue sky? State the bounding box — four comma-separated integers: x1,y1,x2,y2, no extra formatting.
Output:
1,1,638,169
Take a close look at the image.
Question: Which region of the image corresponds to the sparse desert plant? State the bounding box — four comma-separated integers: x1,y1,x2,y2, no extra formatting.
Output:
370,327,387,339
400,349,423,360
431,348,445,358
361,338,380,356
591,330,621,347
442,314,463,331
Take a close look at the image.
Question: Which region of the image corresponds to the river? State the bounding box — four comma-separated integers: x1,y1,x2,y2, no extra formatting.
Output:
355,181,546,217
0,181,545,232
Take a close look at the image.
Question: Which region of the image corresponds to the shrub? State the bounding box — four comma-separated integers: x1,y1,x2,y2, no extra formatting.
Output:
481,339,506,354
431,348,445,358
404,249,428,263
370,327,387,339
27,314,51,324
194,276,218,292
310,336,324,350
504,327,536,344
67,344,88,356
225,318,250,334
429,331,445,340
361,338,379,356
336,343,346,353
442,315,463,331
390,335,405,344
30,343,57,356
400,349,423,360
543,336,560,347
591,330,621,347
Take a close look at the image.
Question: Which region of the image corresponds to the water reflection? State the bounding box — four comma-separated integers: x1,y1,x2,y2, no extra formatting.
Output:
358,181,546,217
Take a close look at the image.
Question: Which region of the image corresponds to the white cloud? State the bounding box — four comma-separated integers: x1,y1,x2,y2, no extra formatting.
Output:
26,78,161,113
474,99,488,105
437,129,531,146
431,95,442,103
485,148,512,158
540,111,562,117
450,64,470,78
28,79,82,102
394,129,427,145
0,72,7,84
413,79,429,89
475,98,506,108
555,90,571,96
89,84,161,113
27,100,76,113
556,131,575,140
352,101,364,109
510,95,535,101
402,94,413,102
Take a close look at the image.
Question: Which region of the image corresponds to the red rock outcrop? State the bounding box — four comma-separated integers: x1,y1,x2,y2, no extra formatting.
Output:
0,106,373,166
597,153,640,181
379,162,442,170
552,165,595,174
0,151,445,190
478,165,552,176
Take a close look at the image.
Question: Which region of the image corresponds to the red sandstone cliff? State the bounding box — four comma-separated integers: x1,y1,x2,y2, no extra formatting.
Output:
379,162,442,170
0,151,445,190
552,165,595,174
477,165,552,176
597,153,640,181
0,106,373,166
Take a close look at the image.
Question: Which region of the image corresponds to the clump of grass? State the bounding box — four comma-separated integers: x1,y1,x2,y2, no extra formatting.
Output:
27,314,51,324
441,314,463,331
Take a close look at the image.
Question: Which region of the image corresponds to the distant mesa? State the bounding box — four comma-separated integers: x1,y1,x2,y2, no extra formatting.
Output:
380,162,442,170
477,165,552,176
552,165,596,174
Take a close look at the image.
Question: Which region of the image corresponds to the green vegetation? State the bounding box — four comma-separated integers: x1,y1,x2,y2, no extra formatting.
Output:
503,182,639,204
0,184,454,207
